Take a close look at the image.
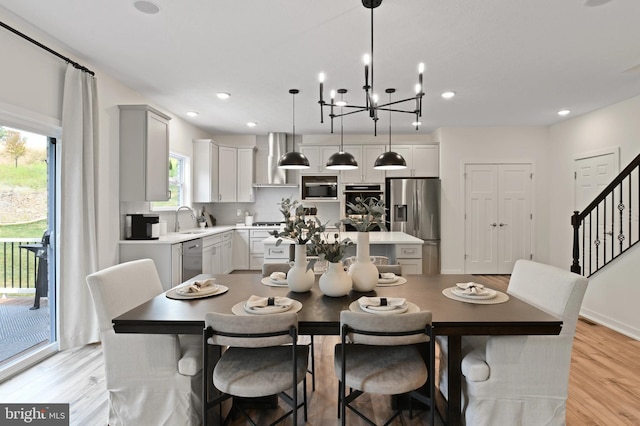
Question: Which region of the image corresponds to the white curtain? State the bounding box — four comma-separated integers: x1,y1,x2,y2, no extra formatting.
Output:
57,64,101,349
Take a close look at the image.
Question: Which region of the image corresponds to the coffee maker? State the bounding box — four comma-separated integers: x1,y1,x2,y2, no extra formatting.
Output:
126,214,160,240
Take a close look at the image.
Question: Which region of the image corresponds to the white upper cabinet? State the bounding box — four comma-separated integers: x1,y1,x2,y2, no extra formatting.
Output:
385,144,439,177
299,145,339,174
119,105,171,201
340,144,386,183
236,147,256,202
218,146,238,202
192,139,219,203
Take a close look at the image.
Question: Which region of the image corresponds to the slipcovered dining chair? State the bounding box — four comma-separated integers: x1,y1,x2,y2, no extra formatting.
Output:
335,310,436,425
86,259,202,426
262,262,317,391
437,259,588,425
203,312,309,425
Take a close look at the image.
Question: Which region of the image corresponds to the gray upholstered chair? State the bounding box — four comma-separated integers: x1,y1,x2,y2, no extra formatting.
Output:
437,260,588,425
377,264,402,275
203,312,309,426
86,259,202,425
335,310,436,425
262,263,290,277
262,262,317,391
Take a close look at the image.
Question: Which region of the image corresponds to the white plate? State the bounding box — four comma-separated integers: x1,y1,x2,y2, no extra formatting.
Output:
451,287,497,300
260,277,288,287
377,276,408,287
232,300,303,316
166,284,228,300
349,301,419,316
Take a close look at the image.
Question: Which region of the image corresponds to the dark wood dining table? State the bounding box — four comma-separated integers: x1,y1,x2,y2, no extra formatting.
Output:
113,273,562,426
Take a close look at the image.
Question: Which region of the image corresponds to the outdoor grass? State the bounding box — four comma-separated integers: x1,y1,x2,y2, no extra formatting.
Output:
0,162,47,189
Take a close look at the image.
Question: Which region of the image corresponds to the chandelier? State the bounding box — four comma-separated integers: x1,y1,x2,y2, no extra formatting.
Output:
317,0,425,136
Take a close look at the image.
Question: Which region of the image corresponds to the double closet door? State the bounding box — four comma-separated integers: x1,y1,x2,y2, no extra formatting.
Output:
464,163,533,274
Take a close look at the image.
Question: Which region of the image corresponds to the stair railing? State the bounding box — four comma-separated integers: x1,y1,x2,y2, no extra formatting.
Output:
571,153,640,276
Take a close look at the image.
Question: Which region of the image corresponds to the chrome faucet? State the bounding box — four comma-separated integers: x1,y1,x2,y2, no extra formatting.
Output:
175,206,195,232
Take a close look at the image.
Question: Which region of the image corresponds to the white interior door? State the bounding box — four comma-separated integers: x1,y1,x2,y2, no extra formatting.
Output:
465,165,499,274
465,163,532,274
574,152,616,212
497,164,532,274
574,150,618,273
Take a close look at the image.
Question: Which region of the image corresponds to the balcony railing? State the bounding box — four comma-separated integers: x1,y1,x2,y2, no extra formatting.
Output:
1,238,40,294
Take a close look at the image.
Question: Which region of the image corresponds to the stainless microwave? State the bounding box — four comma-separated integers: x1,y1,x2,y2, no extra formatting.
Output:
301,175,339,200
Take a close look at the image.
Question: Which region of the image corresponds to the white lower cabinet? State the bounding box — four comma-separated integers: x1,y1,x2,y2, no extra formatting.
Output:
202,234,223,275
120,243,182,291
395,244,423,274
171,244,182,287
221,231,233,274
249,229,274,270
233,230,250,270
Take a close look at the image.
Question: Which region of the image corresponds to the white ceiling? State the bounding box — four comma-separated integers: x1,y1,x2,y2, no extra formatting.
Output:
2,0,640,136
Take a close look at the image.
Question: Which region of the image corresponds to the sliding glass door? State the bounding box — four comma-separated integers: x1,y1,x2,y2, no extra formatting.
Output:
0,124,57,378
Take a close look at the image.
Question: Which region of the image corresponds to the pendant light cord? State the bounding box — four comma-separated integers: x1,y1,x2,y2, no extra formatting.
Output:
388,92,392,151
292,92,296,141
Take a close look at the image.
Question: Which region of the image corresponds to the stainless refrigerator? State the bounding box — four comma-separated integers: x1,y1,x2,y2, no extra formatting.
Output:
386,177,441,274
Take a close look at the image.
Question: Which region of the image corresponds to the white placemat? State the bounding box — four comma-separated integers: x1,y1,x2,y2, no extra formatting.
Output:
166,284,229,300
260,277,289,287
376,276,408,287
232,299,303,315
442,287,509,304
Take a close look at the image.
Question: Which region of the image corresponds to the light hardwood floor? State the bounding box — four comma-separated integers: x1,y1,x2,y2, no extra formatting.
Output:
0,275,638,425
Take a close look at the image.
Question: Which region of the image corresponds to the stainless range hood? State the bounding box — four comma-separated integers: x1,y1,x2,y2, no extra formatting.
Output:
253,133,299,187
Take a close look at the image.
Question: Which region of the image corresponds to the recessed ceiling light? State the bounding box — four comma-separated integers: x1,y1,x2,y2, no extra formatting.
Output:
246,122,257,128
186,111,199,117
216,92,231,100
558,109,571,116
133,1,160,14
441,91,456,99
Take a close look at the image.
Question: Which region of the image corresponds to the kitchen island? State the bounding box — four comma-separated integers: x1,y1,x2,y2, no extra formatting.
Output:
262,231,425,274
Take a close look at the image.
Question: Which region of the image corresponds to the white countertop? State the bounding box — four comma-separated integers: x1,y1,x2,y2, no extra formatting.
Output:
120,227,422,245
119,224,282,245
263,231,423,245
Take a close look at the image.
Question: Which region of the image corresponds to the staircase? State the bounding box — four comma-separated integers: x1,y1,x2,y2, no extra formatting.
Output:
571,153,640,276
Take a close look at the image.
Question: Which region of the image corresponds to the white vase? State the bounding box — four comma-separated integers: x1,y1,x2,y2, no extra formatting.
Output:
348,232,379,292
286,244,314,293
319,261,352,297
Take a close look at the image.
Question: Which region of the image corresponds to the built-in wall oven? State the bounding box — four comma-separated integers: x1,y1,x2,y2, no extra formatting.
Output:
343,184,384,231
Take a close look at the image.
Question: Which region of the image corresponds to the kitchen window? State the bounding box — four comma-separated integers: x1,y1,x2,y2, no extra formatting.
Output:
152,152,185,210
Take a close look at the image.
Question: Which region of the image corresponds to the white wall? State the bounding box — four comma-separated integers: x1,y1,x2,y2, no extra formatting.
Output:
0,13,214,269
548,94,640,339
438,127,550,273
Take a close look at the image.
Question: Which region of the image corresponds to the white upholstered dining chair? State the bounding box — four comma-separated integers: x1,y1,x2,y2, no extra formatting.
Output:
86,259,202,426
437,259,588,425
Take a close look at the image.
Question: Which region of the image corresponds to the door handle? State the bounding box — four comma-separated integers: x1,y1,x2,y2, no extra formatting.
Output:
490,223,497,227
499,223,507,227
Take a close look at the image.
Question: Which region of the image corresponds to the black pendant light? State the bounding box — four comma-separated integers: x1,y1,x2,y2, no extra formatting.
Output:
326,89,358,170
374,88,407,170
278,89,310,169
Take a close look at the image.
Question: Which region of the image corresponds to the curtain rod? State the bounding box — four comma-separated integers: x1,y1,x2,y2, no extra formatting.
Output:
0,20,95,76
